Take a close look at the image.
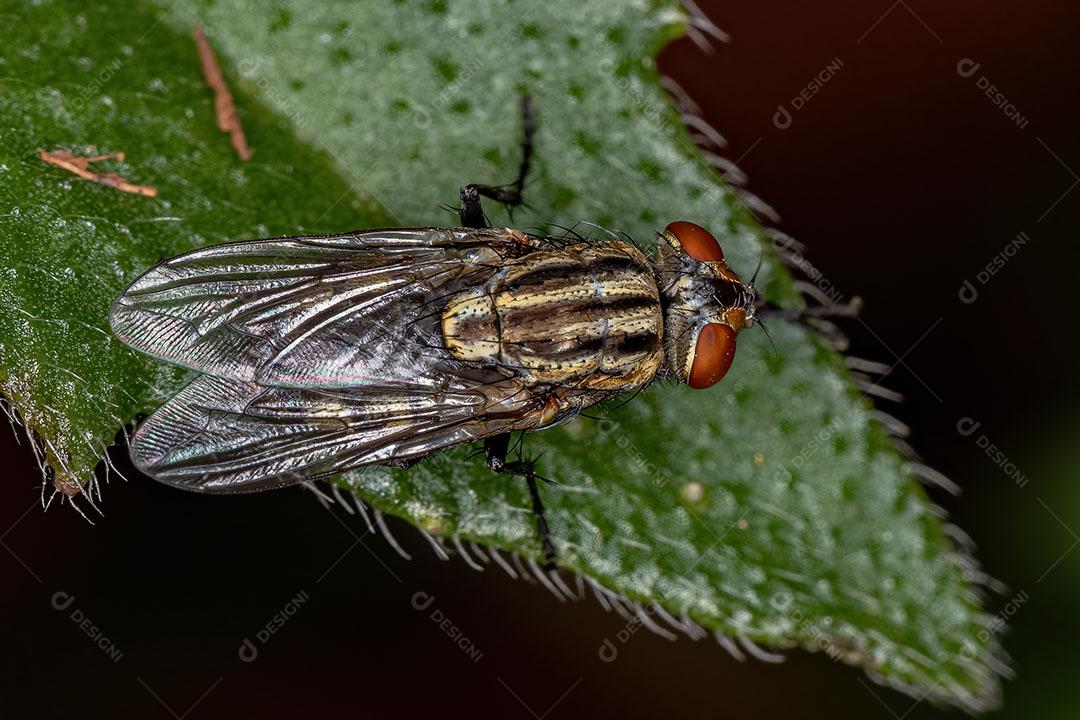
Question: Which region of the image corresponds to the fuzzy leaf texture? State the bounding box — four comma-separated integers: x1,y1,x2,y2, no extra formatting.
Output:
0,0,1002,711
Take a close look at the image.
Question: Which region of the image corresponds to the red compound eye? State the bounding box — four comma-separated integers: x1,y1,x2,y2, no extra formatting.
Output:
689,323,737,389
666,221,724,262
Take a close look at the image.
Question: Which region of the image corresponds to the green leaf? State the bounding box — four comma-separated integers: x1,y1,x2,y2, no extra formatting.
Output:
0,0,393,493
0,0,1002,711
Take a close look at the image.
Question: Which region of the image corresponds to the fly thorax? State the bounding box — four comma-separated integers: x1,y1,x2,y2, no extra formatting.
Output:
442,243,664,390
441,286,501,365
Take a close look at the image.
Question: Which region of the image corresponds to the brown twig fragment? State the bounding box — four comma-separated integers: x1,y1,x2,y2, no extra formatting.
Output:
38,149,158,197
193,25,253,161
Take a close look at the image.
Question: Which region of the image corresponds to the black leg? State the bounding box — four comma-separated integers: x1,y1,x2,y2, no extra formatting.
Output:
459,95,536,229
459,184,487,229
484,433,557,570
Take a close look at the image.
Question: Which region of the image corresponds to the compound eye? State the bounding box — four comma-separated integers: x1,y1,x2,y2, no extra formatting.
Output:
689,323,737,389
666,221,724,262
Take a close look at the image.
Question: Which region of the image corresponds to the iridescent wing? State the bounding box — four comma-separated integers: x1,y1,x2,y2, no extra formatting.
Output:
112,226,557,491
130,372,544,493
109,227,526,388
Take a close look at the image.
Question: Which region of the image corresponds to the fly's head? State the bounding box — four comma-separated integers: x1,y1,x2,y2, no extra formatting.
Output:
656,221,757,389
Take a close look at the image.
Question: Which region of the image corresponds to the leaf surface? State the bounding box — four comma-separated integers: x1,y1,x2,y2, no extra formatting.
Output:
0,0,1001,710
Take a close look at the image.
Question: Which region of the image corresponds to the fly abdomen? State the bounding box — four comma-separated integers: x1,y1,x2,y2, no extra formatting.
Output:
441,241,663,391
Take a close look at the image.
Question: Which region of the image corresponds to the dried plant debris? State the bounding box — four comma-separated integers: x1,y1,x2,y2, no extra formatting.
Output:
193,26,253,161
38,149,157,197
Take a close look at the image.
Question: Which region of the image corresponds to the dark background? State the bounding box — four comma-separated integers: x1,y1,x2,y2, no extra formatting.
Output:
3,2,1078,718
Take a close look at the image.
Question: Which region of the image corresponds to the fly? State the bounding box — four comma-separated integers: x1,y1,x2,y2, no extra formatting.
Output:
109,98,758,568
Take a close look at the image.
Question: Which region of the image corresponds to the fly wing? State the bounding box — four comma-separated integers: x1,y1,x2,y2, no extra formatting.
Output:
131,372,544,492
110,227,523,388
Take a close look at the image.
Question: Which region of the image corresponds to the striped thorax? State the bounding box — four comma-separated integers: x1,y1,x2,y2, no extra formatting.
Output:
441,241,663,394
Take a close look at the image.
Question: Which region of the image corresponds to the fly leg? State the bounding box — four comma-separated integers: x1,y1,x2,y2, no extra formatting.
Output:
484,432,557,570
459,95,535,229
459,184,487,229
